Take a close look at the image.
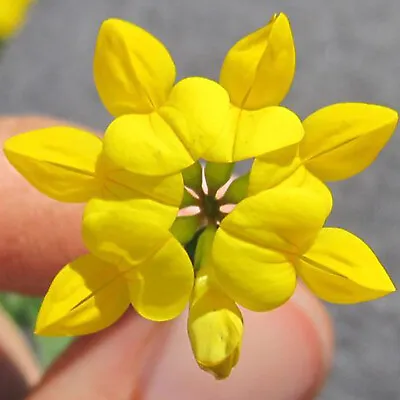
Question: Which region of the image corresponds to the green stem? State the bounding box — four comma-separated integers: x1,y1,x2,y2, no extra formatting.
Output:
194,225,217,272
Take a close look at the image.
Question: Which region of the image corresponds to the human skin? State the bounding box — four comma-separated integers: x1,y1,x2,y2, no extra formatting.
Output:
0,116,334,400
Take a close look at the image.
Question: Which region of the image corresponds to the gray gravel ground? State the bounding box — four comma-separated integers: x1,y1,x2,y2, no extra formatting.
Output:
1,1,400,399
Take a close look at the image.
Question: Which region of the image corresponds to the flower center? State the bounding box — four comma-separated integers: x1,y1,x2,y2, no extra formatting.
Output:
178,162,249,225
175,162,249,270
201,194,221,224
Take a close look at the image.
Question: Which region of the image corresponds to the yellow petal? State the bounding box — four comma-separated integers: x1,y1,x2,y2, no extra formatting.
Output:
212,186,331,311
248,144,300,195
160,77,231,161
103,112,193,176
83,210,194,320
220,13,295,109
97,154,183,209
35,254,130,336
104,77,231,175
83,209,170,266
220,186,331,255
126,235,194,321
249,153,333,216
188,270,243,379
84,196,178,232
88,154,182,228
297,228,396,303
4,127,102,202
94,18,176,116
300,103,398,181
212,230,296,311
203,106,304,163
276,167,333,217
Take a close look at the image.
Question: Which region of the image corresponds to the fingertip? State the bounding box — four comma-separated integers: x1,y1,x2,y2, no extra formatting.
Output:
0,116,67,141
30,311,170,399
146,286,332,400
29,287,333,400
291,283,334,380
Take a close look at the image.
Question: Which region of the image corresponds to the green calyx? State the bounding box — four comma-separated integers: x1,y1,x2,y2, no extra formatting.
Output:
204,162,234,195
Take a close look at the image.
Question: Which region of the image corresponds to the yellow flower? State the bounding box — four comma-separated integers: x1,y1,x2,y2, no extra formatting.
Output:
4,127,189,334
188,226,243,379
211,180,394,311
203,13,302,163
249,103,398,194
99,18,304,175
96,19,232,176
180,12,396,376
182,159,394,378
188,267,242,380
200,13,396,312
3,12,396,380
235,14,399,193
0,0,32,39
36,209,194,335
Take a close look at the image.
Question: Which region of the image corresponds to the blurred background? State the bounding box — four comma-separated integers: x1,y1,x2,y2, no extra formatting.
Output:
1,0,400,398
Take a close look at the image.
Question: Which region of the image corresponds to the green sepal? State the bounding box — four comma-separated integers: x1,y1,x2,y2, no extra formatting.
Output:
170,215,201,245
181,189,198,208
204,162,234,195
222,173,249,204
182,162,203,192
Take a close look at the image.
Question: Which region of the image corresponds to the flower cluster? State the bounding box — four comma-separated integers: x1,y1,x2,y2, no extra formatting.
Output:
4,13,398,378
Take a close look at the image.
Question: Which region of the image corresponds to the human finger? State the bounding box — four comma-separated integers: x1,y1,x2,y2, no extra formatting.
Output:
29,284,332,400
0,116,88,294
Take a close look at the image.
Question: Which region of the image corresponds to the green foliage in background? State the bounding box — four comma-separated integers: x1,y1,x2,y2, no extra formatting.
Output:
0,293,72,367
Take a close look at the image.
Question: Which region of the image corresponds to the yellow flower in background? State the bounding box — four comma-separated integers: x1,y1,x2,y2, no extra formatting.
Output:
0,0,32,39
36,209,194,335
